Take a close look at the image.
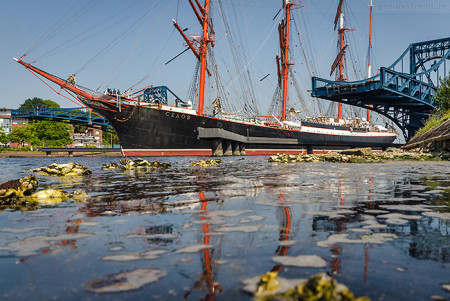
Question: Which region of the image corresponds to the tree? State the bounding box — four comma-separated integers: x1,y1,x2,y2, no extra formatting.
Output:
18,97,60,110
32,121,73,146
0,128,8,144
73,124,89,133
435,73,450,113
103,127,119,146
8,125,40,146
7,121,73,147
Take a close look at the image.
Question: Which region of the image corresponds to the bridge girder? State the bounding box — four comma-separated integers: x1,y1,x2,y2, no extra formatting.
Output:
311,37,450,141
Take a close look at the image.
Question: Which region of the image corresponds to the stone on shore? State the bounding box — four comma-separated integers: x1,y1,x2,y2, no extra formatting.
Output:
340,147,373,156
118,159,171,170
30,189,70,205
249,272,370,301
28,162,92,176
268,147,446,164
0,175,39,201
190,159,223,166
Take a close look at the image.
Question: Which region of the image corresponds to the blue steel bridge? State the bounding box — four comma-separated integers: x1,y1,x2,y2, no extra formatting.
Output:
11,107,112,131
10,86,182,132
312,37,450,141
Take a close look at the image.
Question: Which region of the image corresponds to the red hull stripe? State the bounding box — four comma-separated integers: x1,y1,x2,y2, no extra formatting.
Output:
123,149,213,157
121,148,380,157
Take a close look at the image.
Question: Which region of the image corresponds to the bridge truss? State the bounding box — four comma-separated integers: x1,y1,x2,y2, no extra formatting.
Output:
11,107,112,131
312,37,450,140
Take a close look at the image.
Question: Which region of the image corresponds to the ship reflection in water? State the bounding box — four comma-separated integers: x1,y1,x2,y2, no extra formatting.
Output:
0,156,448,300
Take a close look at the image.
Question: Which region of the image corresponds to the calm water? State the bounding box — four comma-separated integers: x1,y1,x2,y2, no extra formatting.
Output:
0,156,449,300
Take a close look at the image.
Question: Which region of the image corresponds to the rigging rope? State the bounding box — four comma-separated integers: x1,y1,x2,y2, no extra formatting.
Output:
22,0,95,59
97,1,175,92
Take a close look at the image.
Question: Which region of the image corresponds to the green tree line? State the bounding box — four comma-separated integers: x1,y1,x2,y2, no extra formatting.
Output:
2,97,118,148
416,72,450,135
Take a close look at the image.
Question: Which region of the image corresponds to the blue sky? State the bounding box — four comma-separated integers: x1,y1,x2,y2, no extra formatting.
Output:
1,0,449,121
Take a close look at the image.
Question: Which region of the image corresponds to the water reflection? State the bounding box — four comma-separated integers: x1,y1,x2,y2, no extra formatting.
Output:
0,158,448,300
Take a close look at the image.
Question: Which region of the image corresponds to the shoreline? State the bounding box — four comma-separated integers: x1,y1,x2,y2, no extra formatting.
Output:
0,151,123,158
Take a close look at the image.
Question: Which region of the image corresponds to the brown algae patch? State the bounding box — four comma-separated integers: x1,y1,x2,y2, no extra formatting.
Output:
317,233,397,248
272,255,327,268
86,268,166,293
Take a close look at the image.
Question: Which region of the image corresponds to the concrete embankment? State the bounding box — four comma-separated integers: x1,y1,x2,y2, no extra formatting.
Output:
403,119,450,152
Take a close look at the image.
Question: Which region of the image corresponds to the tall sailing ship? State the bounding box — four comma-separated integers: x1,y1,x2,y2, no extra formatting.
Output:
15,0,397,156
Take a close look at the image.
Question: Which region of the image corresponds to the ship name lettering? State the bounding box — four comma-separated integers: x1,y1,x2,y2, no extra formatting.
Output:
165,111,189,120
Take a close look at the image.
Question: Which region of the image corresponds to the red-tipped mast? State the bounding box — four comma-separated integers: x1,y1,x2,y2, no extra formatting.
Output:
367,0,373,122
15,58,96,101
281,2,292,121
174,0,214,117
197,0,211,117
278,1,303,121
333,0,354,119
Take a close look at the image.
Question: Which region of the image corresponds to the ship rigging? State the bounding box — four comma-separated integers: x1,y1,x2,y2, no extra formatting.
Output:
15,0,397,156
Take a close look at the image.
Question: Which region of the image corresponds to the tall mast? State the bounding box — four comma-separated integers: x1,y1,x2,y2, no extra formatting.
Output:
367,0,373,79
331,0,354,119
173,0,214,117
337,0,345,119
278,1,303,121
197,0,211,117
281,1,293,121
367,0,373,122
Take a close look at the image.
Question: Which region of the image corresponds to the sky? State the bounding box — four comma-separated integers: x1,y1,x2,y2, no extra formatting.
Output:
1,0,449,123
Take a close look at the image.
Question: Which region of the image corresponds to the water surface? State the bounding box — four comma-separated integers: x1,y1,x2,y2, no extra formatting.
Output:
0,156,449,300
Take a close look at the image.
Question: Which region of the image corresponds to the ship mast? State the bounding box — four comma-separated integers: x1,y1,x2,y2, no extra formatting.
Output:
278,1,303,121
197,0,211,117
280,1,293,121
331,0,354,119
367,0,373,122
173,0,214,117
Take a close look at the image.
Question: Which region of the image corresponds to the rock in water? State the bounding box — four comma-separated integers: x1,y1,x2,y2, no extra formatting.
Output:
293,273,370,301
340,148,373,156
190,159,223,166
72,189,90,202
101,163,121,169
0,175,38,201
118,159,171,170
28,162,91,176
252,272,370,301
31,189,70,205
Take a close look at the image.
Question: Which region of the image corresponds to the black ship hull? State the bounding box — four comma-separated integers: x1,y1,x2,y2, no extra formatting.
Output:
82,99,397,156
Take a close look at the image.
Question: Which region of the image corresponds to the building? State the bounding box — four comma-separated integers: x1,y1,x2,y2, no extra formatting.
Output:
0,108,28,147
72,126,103,147
1,108,103,148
